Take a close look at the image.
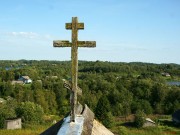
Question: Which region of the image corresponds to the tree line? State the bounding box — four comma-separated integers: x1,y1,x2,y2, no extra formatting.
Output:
0,60,180,127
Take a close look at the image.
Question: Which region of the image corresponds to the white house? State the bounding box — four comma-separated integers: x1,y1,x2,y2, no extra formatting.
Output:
18,76,32,84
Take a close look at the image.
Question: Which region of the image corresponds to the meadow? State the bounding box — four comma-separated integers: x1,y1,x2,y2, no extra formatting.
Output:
0,116,180,135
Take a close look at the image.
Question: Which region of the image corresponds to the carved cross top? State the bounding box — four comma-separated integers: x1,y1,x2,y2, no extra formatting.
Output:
53,17,96,122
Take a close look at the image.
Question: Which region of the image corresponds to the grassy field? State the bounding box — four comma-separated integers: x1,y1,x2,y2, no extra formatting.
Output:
0,129,43,135
0,115,61,135
0,124,49,135
111,126,180,135
110,115,180,135
0,115,180,135
1,124,179,135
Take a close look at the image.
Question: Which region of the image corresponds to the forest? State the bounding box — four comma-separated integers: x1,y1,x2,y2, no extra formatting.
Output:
0,60,180,134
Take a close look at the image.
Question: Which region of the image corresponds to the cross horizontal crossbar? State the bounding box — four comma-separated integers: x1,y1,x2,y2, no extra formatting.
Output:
53,40,96,47
53,40,71,47
66,23,84,30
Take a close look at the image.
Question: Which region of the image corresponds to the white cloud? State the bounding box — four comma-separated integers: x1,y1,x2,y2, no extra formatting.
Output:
4,31,54,40
7,32,39,39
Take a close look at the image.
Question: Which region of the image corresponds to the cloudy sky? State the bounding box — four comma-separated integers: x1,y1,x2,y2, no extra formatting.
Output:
0,0,180,64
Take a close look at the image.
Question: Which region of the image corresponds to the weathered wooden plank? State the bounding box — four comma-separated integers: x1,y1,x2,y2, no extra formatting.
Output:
53,40,71,47
66,23,84,30
70,17,79,122
66,23,72,29
78,41,96,47
77,23,84,29
62,79,82,96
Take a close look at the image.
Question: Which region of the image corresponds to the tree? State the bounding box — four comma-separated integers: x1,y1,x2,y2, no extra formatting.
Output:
14,84,24,103
45,90,57,114
95,95,115,128
164,87,180,114
3,81,14,97
31,81,42,90
53,82,69,115
34,89,48,113
15,102,44,124
6,70,15,81
102,112,114,128
23,89,34,102
151,83,168,114
119,88,133,117
131,100,153,114
0,99,17,128
95,95,111,121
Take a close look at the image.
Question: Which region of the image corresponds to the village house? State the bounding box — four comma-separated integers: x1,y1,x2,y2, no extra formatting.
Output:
0,98,6,104
5,118,22,130
11,80,24,85
18,76,32,84
46,76,58,79
161,72,171,77
143,118,156,127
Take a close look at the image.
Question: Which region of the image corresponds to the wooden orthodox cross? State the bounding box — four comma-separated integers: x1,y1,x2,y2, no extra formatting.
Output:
53,17,96,122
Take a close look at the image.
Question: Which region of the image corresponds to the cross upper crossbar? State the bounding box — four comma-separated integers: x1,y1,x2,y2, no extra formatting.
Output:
66,23,84,30
53,40,96,47
53,17,96,122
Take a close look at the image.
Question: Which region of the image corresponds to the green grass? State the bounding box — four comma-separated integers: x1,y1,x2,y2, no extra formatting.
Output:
1,116,180,135
0,129,42,135
111,126,180,135
0,115,61,135
0,124,48,135
110,116,180,135
1,123,179,135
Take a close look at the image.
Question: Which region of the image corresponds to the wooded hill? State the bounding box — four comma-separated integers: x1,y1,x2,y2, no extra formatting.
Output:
0,60,180,128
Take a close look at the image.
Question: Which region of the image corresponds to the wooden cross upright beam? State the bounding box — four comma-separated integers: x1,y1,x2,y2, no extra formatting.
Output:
53,17,96,122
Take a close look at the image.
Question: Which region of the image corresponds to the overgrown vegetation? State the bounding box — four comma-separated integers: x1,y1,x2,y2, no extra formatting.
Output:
0,60,180,134
134,110,146,128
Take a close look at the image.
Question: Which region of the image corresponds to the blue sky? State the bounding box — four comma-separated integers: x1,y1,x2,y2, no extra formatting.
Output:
0,0,180,64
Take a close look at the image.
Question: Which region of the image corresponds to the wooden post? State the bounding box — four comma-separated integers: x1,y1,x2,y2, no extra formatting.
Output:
53,17,96,122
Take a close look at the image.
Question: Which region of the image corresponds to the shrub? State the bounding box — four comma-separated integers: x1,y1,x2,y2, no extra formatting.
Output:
102,112,114,128
134,110,146,128
117,126,128,135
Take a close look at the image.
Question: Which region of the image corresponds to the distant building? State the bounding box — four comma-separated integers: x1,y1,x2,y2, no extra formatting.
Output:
18,76,32,84
143,118,156,127
0,98,6,104
5,118,22,130
172,110,180,124
161,73,171,77
11,80,24,85
46,76,58,79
